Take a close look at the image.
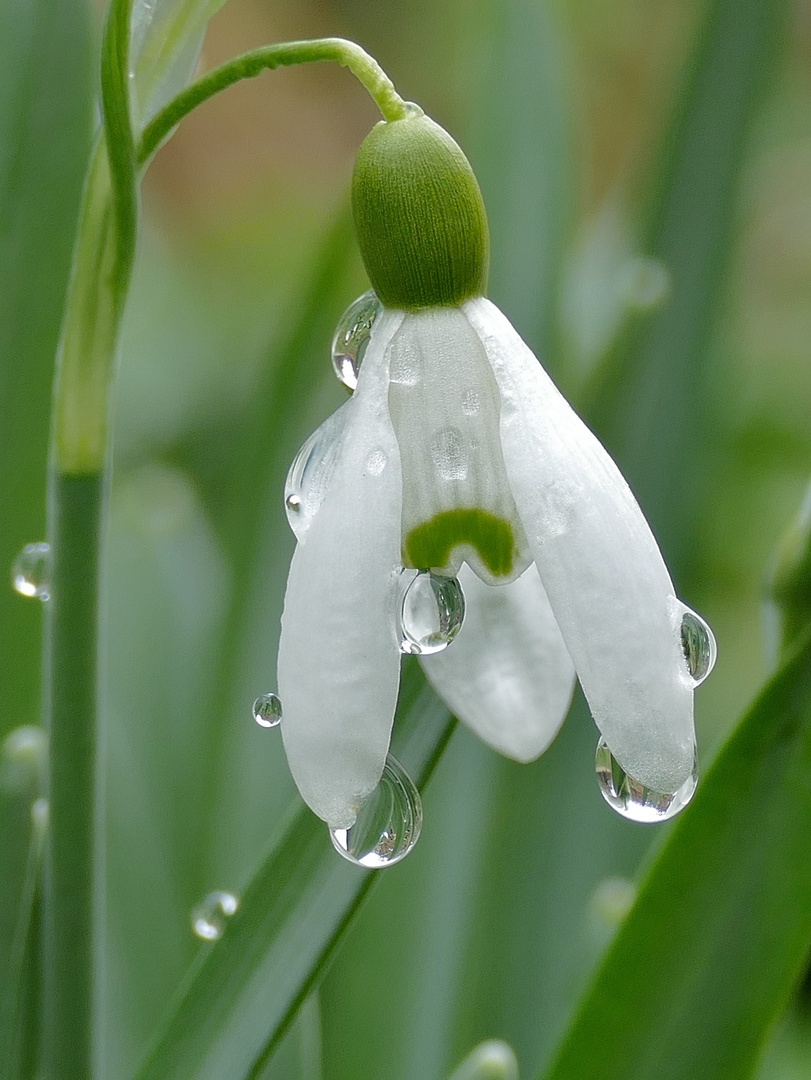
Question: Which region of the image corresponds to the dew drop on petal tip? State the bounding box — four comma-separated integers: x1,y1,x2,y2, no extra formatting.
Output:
595,739,697,823
399,571,465,655
680,608,717,685
330,290,382,390
329,755,422,868
252,693,282,728
12,542,51,601
191,890,239,940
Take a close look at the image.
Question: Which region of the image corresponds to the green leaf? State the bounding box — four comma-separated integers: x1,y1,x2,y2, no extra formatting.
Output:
541,630,811,1080
586,0,789,573
463,0,578,364
0,0,94,740
134,662,454,1080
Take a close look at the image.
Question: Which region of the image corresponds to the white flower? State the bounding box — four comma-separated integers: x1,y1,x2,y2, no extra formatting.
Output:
277,295,711,829
274,108,714,834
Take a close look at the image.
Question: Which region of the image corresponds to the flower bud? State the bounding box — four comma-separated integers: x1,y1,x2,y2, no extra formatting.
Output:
352,111,489,310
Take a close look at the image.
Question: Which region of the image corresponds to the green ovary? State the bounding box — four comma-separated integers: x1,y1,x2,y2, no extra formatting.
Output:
404,509,515,577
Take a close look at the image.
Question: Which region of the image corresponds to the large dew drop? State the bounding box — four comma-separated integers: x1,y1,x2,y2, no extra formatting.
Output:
399,571,465,655
595,739,697,823
191,890,239,941
329,755,422,868
284,407,348,540
330,290,382,391
680,608,717,685
252,693,282,728
12,542,51,601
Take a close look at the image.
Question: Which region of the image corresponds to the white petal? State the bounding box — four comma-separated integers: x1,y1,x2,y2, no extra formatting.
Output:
277,310,405,827
420,564,576,762
464,297,695,794
387,308,531,584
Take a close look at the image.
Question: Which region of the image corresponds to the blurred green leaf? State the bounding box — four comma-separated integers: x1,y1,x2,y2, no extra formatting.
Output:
587,0,789,576
463,0,577,365
0,0,94,737
102,463,230,1078
541,628,811,1080
134,662,453,1080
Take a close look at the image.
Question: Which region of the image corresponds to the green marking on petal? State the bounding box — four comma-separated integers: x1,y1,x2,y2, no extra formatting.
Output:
405,510,515,577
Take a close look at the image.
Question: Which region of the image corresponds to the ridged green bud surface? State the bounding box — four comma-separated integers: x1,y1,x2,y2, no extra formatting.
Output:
352,112,489,310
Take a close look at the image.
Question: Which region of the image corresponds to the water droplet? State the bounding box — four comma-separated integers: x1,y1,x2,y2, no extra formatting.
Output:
252,693,282,728
191,890,239,940
366,448,387,476
431,427,468,481
596,740,697,823
590,876,637,929
399,571,465,655
12,542,51,601
681,608,717,685
331,290,381,390
1,726,47,794
329,755,422,868
284,407,348,539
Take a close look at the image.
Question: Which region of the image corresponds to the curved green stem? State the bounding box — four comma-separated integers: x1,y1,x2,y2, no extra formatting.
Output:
138,37,409,165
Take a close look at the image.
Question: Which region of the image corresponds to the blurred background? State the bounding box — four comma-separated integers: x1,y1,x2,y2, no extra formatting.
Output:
3,0,811,1077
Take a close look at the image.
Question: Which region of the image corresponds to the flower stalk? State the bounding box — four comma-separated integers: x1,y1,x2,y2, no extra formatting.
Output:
138,38,409,166
42,0,136,1072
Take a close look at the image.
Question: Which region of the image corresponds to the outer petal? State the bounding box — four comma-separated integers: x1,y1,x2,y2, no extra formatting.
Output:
464,297,695,794
278,310,405,827
420,564,576,762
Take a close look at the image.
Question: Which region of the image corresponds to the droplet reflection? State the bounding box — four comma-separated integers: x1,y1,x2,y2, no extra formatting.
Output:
595,739,697,823
680,608,717,685
12,542,51,601
191,890,239,941
399,571,465,655
252,693,282,729
329,755,422,868
284,408,348,540
330,290,382,390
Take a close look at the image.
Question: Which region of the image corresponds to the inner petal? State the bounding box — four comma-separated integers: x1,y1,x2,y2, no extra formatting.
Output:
387,308,530,585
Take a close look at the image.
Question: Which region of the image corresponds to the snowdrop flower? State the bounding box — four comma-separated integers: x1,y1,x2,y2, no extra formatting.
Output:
275,107,715,843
